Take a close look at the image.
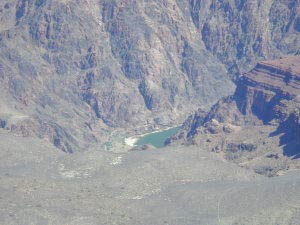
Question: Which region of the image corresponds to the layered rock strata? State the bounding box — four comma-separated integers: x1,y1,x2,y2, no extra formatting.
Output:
169,56,300,176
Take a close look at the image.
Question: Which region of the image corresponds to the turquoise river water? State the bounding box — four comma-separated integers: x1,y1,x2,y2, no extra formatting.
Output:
136,127,181,148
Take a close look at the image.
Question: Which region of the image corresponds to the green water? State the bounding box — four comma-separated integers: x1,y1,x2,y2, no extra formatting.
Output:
136,127,181,148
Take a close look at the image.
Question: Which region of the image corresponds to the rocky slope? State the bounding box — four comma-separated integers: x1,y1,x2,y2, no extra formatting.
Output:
0,0,235,152
1,129,300,225
191,0,300,78
169,56,300,176
0,0,299,152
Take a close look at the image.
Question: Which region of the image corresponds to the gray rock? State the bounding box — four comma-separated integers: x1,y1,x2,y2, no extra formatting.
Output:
0,0,299,153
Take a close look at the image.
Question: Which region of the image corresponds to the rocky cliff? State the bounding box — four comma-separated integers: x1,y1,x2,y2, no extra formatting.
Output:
169,56,300,176
191,0,300,78
0,0,299,152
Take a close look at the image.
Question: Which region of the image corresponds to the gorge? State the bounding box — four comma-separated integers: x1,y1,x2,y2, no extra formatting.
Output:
1,1,300,225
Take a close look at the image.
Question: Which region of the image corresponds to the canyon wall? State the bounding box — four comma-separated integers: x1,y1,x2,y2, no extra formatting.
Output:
169,56,300,175
0,0,299,151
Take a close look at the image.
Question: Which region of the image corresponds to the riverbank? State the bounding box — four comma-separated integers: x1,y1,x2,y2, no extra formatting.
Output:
124,126,181,148
124,137,138,147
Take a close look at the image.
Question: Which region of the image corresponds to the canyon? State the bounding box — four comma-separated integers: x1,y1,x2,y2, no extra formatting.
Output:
0,0,300,152
1,1,300,224
169,56,300,176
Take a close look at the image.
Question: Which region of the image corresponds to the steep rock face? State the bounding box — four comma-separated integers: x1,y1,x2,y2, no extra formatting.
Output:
235,56,300,123
0,0,299,152
100,0,235,124
179,56,300,141
170,56,300,175
0,0,234,151
271,107,300,157
190,0,300,78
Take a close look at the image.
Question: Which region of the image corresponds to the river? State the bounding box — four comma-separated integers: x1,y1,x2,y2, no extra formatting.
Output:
135,126,181,148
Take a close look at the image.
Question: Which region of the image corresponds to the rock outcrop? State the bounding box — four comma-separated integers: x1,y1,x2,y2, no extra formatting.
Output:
191,0,300,79
236,56,300,123
170,56,300,176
